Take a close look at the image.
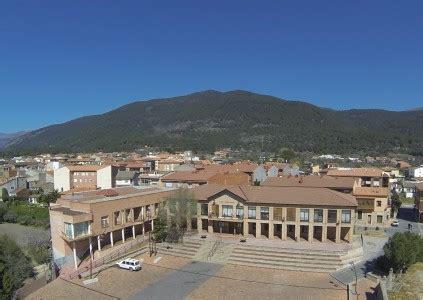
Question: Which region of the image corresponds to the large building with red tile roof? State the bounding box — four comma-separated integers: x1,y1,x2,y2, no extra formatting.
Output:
191,185,357,243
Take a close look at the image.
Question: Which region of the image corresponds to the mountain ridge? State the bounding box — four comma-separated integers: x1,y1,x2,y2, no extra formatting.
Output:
3,90,423,156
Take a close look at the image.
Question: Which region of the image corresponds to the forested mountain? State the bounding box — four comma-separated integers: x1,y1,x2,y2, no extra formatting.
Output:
3,90,423,155
0,131,27,149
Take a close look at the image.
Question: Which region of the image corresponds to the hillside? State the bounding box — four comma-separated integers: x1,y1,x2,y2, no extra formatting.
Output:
0,131,27,149
3,90,423,155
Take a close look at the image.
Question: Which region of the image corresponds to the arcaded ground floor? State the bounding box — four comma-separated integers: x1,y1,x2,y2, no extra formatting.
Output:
54,220,154,270
195,218,353,243
29,253,377,300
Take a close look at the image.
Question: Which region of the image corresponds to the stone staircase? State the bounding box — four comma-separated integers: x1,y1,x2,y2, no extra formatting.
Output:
156,240,203,259
227,244,363,273
193,240,236,264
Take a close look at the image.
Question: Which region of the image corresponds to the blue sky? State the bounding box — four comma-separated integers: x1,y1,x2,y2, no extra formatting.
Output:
1,0,423,133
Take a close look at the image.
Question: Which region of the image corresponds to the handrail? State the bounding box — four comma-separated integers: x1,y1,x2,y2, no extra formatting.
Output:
64,235,145,280
207,236,222,261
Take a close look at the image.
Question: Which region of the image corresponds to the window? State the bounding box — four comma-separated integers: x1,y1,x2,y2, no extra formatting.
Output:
101,216,109,228
222,205,233,217
377,215,383,224
368,215,372,224
377,201,382,207
274,208,283,221
201,204,208,216
328,210,337,223
236,207,244,219
260,207,269,220
357,210,362,220
300,209,309,222
248,207,256,219
341,210,351,223
64,222,73,238
314,209,323,222
287,208,296,222
74,178,78,183
73,221,89,238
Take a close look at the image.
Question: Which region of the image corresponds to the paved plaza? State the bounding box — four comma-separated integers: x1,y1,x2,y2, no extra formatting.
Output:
29,251,378,300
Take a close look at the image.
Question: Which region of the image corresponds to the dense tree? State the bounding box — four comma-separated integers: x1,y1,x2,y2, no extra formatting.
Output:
383,232,423,273
165,189,197,242
391,191,402,216
0,235,32,299
151,204,168,242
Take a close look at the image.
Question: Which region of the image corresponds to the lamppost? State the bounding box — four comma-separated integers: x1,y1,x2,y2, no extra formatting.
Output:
350,261,358,300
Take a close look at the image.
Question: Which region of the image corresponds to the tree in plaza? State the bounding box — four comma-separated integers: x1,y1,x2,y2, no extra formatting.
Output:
383,232,423,273
390,191,402,217
166,188,197,242
151,204,168,242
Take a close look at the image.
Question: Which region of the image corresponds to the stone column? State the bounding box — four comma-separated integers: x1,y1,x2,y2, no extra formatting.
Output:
256,206,261,220
335,209,341,243
208,220,213,234
151,219,154,231
269,207,274,239
97,235,102,251
122,228,125,243
295,208,300,241
142,223,145,238
197,218,202,234
72,241,78,270
132,225,136,239
308,208,314,242
256,222,261,238
322,209,328,242
269,222,274,239
243,220,248,238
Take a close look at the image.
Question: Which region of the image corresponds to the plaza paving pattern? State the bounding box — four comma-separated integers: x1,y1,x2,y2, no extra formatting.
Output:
28,252,378,300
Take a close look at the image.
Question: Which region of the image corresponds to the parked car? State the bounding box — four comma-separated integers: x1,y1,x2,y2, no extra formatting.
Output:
116,258,143,271
391,220,399,227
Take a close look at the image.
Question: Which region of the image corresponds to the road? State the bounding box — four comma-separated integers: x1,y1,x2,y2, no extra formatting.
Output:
332,204,422,285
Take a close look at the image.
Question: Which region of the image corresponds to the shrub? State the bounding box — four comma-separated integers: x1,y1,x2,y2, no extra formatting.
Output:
3,211,18,223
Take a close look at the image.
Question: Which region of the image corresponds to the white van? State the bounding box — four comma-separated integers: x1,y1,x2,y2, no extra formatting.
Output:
116,258,143,271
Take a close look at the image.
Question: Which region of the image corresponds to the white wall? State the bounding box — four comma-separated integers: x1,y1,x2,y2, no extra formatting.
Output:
54,167,70,192
97,166,112,189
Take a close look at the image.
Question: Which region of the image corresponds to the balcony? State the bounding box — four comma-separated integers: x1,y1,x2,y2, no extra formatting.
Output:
61,231,92,242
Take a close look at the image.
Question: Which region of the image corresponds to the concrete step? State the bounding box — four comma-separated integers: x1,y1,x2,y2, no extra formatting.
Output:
234,245,343,257
230,253,342,266
228,259,337,273
231,249,343,262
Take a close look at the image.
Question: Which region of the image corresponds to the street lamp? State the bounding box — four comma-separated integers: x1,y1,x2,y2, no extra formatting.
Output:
350,261,358,300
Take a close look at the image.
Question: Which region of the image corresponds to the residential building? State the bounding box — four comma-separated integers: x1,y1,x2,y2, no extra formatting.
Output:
0,177,27,198
192,185,357,243
327,168,391,226
54,165,118,192
160,170,249,188
408,165,423,179
115,171,140,187
49,187,175,270
262,175,356,193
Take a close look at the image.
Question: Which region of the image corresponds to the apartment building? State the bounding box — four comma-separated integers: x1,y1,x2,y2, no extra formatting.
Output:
54,165,118,192
49,187,175,270
327,168,391,226
192,185,357,243
160,170,250,188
